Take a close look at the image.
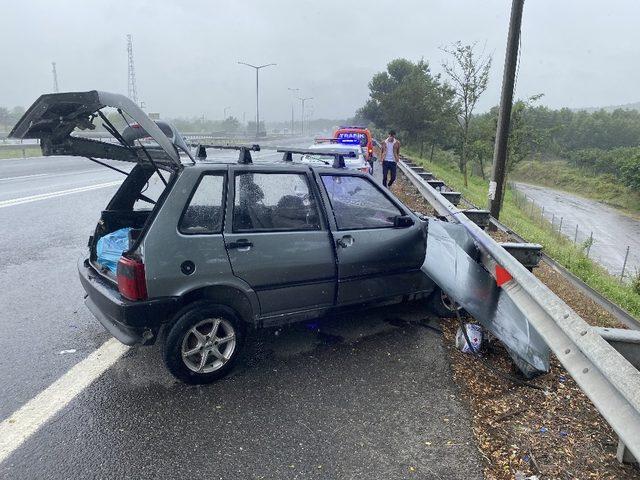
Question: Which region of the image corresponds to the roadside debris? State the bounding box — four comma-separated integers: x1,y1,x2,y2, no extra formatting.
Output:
442,321,640,479
455,323,482,353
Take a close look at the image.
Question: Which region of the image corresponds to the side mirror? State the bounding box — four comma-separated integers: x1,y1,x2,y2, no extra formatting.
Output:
393,214,414,228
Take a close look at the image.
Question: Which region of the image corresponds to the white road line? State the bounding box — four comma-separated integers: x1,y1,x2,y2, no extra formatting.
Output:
0,339,130,464
0,173,47,182
0,181,120,209
0,169,113,182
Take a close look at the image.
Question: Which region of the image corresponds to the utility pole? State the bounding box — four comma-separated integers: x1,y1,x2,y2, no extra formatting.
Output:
238,61,276,138
126,34,138,105
51,62,59,93
298,97,313,136
488,0,524,222
288,87,299,135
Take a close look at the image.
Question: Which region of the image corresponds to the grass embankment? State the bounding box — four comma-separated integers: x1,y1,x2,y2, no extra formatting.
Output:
512,159,640,215
0,147,41,159
406,149,640,320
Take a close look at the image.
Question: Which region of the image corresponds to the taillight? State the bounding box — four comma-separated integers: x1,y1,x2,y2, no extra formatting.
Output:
117,257,148,301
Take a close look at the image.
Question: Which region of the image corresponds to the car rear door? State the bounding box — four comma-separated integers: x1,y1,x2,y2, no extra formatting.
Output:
223,166,337,318
317,172,427,305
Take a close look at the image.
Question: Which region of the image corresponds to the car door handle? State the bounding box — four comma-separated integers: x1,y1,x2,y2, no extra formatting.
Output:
336,235,355,248
226,239,253,251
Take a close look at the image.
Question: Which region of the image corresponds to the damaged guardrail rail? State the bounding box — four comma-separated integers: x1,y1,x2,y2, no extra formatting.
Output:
399,158,640,464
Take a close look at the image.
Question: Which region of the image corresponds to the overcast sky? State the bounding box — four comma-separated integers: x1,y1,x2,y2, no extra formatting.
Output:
1,0,638,121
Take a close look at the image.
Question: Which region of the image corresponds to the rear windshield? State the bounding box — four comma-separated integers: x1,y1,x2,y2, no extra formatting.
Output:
133,171,168,211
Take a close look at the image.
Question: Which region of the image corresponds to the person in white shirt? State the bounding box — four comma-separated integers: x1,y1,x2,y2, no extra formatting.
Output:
380,130,400,188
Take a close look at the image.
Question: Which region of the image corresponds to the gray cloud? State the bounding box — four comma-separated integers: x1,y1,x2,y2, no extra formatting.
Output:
1,0,638,120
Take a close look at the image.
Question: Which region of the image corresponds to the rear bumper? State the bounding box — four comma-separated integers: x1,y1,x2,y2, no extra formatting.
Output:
77,257,180,345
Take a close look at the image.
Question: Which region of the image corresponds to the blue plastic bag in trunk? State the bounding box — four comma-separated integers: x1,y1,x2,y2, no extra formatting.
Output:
96,228,131,273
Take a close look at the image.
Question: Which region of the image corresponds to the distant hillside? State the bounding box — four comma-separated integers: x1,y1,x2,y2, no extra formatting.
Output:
577,101,640,113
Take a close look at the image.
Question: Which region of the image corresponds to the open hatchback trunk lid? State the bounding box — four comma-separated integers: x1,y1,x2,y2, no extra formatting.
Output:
8,90,190,171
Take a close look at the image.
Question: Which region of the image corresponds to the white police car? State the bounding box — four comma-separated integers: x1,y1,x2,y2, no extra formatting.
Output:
300,139,371,174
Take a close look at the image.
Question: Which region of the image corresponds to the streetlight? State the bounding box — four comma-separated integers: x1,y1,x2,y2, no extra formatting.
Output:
287,88,299,135
306,108,314,136
238,61,276,138
223,106,231,119
298,97,313,136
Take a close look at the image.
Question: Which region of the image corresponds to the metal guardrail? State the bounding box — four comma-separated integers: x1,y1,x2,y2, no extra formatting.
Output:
444,178,640,331
491,219,640,331
399,158,640,463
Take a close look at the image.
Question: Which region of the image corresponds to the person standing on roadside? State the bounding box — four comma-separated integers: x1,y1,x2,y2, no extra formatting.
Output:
381,130,400,188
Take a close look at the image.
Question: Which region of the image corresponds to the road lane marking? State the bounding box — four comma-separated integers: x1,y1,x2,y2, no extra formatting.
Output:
0,173,48,182
0,181,120,209
0,339,130,464
0,169,113,182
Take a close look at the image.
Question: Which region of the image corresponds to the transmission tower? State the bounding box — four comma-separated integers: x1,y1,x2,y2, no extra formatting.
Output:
51,62,59,93
126,34,138,104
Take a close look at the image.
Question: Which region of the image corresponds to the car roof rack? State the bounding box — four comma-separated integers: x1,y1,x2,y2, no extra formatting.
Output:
193,143,260,164
276,147,355,168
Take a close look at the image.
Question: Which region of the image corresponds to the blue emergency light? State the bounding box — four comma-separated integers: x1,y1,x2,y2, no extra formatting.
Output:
335,138,360,145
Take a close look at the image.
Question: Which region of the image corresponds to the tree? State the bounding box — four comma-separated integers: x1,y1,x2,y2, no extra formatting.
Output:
221,116,240,133
441,42,492,186
357,58,456,149
507,94,545,172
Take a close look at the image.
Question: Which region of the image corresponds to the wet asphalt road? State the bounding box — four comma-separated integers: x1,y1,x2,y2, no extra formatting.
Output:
515,182,640,278
0,151,481,479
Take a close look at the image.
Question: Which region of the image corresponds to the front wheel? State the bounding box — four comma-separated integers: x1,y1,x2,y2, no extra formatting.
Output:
427,287,463,318
163,301,243,384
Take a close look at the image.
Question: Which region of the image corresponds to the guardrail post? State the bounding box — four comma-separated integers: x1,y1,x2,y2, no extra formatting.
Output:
559,217,563,236
540,206,544,224
618,439,637,464
574,224,579,243
620,246,630,283
586,231,593,257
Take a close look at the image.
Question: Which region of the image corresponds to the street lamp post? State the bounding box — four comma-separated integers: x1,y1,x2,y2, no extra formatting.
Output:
238,61,276,139
298,97,313,136
287,88,299,135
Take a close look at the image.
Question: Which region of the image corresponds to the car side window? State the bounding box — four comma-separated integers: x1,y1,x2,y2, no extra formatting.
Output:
179,174,225,234
233,172,321,232
321,175,402,229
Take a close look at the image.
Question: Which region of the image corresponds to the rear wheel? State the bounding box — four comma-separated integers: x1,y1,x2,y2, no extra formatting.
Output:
163,301,243,384
427,287,463,318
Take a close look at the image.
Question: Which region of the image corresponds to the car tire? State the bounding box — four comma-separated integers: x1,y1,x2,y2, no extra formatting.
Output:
163,301,244,384
427,287,463,319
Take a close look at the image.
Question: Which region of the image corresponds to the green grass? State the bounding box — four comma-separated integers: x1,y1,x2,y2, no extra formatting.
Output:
0,146,41,159
406,148,640,320
512,159,640,215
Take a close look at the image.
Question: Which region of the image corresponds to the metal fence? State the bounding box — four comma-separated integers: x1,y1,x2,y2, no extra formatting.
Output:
509,184,636,283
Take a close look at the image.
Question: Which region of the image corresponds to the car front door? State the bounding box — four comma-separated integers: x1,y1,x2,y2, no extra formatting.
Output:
223,168,336,318
318,173,427,305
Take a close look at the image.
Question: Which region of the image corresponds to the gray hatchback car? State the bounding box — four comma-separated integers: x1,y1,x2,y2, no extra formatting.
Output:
12,91,447,384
